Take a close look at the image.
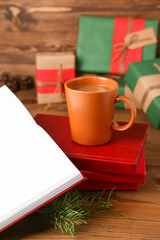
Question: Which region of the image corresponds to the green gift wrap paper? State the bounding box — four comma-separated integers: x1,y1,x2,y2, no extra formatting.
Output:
76,16,158,76
124,59,160,129
117,79,141,109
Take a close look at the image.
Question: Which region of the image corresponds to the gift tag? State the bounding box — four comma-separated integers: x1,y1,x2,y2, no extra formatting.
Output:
125,27,157,49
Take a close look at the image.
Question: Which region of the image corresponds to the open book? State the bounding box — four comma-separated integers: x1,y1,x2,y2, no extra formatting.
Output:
0,86,84,232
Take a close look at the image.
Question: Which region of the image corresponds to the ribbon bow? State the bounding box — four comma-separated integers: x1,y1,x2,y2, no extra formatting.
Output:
112,34,139,62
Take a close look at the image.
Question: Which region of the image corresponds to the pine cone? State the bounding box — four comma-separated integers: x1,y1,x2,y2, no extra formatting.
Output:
7,75,20,92
19,76,34,90
0,72,19,92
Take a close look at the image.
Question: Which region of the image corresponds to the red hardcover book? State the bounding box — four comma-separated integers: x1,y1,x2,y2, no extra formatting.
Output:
34,114,148,176
81,150,146,183
76,181,139,191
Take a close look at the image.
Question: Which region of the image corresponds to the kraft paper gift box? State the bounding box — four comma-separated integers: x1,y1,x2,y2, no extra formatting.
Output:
36,52,76,104
124,58,160,129
76,16,158,76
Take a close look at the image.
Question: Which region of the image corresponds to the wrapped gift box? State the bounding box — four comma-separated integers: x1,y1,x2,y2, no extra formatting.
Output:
124,58,160,128
76,16,158,76
117,78,141,109
36,52,75,104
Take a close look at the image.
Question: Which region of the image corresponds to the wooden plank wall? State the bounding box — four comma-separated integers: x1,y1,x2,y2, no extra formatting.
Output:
0,0,160,76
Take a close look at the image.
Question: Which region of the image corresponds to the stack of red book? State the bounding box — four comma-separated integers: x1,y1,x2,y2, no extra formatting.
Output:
35,114,148,190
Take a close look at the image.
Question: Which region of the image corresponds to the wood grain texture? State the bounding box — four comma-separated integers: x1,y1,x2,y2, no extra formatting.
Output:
0,0,160,75
0,1,160,237
1,88,160,240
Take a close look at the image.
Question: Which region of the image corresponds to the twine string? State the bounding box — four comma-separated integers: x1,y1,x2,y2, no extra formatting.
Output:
153,63,160,72
111,18,152,76
44,64,64,109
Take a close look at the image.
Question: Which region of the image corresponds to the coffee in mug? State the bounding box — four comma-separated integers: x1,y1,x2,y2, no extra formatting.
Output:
73,85,110,92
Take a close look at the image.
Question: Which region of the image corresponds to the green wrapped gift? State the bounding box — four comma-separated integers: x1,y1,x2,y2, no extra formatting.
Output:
124,59,160,128
117,79,141,109
76,16,158,76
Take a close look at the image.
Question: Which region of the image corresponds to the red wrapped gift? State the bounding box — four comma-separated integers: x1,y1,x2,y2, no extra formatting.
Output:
36,52,75,104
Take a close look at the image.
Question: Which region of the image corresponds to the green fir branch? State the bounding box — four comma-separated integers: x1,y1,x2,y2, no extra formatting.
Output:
35,189,117,235
99,224,114,232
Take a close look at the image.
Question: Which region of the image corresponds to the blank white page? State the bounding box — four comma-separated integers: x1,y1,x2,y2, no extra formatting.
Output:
0,86,83,231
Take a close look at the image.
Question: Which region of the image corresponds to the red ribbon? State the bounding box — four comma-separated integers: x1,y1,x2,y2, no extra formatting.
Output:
110,17,145,75
36,68,75,94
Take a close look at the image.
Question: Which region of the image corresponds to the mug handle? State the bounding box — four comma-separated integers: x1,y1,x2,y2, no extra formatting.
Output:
112,95,137,131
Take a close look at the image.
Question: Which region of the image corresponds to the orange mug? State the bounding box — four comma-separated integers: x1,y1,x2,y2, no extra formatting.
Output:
65,76,136,146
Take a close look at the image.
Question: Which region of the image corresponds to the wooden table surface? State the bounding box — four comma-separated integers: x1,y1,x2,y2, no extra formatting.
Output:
1,88,160,240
